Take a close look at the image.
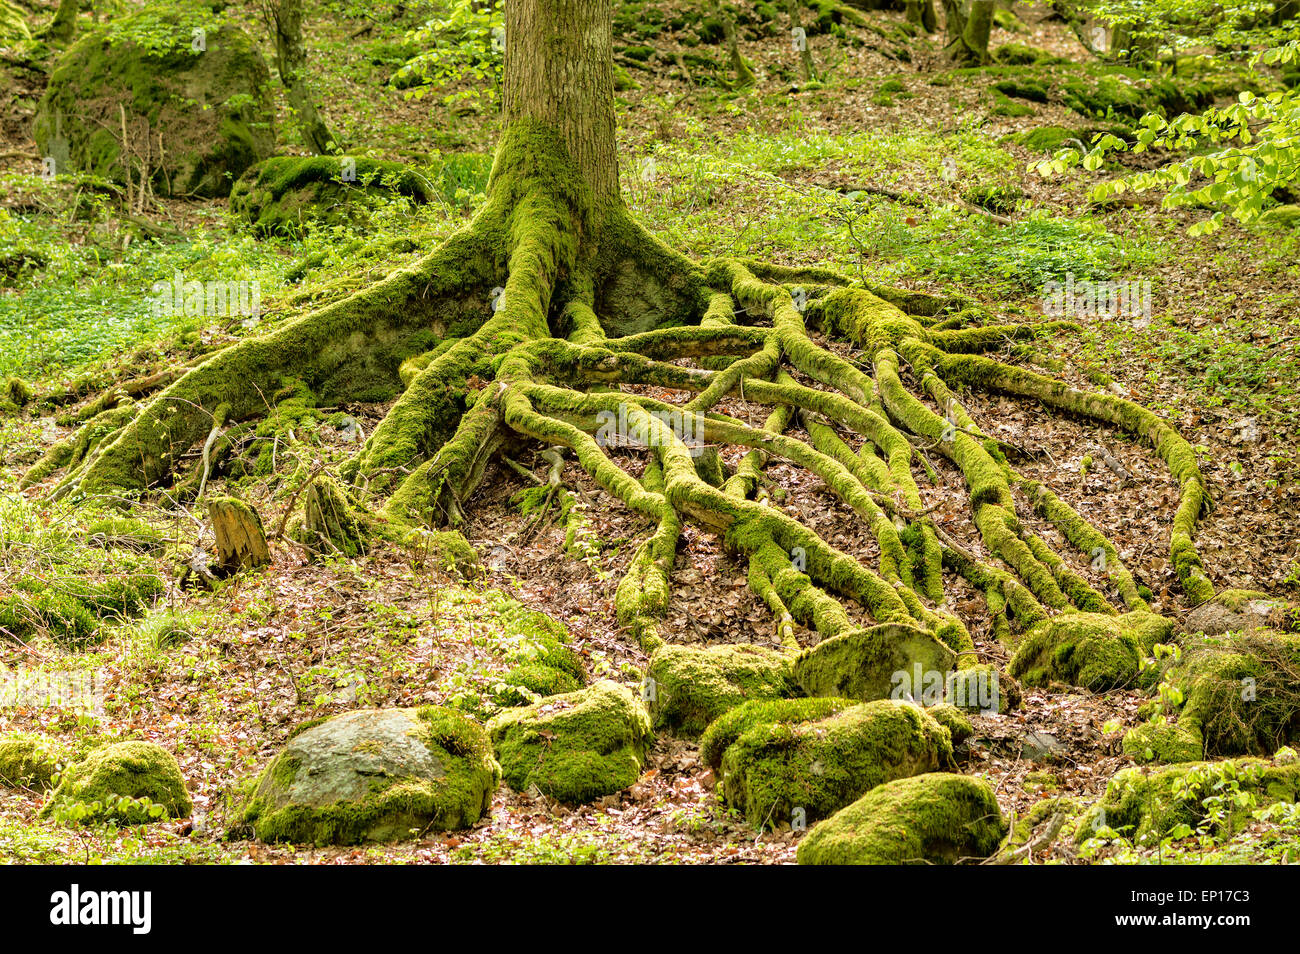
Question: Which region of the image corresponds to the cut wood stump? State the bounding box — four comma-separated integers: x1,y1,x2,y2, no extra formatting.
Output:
209,496,270,573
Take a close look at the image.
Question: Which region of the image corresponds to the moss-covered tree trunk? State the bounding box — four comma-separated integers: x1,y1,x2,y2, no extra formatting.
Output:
944,0,992,65
34,0,1221,707
262,0,337,155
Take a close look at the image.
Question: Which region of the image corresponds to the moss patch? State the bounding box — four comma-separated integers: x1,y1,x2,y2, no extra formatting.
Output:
719,699,955,829
797,772,1006,864
487,680,652,803
645,642,795,739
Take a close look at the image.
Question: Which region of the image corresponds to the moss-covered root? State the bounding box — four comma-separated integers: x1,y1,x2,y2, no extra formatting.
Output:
41,741,191,824
925,344,1215,605
43,226,499,497
719,699,955,829
797,773,1007,865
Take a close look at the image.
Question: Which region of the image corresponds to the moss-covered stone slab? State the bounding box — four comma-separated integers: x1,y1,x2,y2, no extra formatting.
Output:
1079,753,1300,846
1008,611,1176,692
719,699,955,829
33,9,275,198
793,623,956,702
487,680,652,803
40,741,190,824
699,696,856,770
229,156,439,236
797,772,1006,865
0,732,72,791
1185,589,1295,637
238,707,499,845
644,643,795,739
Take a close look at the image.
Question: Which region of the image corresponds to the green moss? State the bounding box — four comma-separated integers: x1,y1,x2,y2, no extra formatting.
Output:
1008,611,1172,692
229,156,439,236
494,662,583,704
3,376,32,406
792,623,957,701
1123,719,1204,765
41,741,191,824
699,696,856,770
797,772,1006,864
1080,755,1300,846
644,643,795,739
1154,630,1300,757
992,78,1048,102
487,680,652,803
239,706,499,845
33,10,275,198
0,732,71,791
719,699,955,829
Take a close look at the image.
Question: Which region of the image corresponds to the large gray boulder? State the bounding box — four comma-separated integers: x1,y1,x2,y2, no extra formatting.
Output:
237,707,500,845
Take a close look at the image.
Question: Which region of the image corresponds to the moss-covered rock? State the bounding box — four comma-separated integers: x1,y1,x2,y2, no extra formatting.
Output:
925,703,975,745
793,623,956,702
1185,588,1295,637
719,699,955,828
1259,205,1300,230
698,696,856,770
797,772,1006,864
41,741,190,824
229,156,438,236
0,732,71,790
1140,629,1300,758
487,680,652,803
993,42,1057,65
644,643,795,739
1009,611,1176,692
33,7,275,198
1079,754,1300,846
1123,718,1204,764
492,662,583,706
238,707,499,845
1009,125,1083,153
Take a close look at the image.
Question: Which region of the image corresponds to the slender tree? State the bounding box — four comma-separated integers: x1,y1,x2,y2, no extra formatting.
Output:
259,0,338,155
34,0,1217,686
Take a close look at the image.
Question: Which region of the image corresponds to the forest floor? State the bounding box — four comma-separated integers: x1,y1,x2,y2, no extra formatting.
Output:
1,0,1299,864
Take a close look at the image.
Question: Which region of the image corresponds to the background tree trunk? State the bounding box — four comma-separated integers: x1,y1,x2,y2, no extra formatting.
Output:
262,0,337,155
504,0,620,207
944,0,992,64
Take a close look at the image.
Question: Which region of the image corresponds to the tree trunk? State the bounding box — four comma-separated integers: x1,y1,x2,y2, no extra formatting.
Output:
46,0,78,44
264,0,337,156
504,0,620,208
944,0,992,65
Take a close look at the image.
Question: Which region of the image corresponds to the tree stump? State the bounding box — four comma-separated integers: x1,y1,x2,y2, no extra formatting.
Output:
208,497,271,573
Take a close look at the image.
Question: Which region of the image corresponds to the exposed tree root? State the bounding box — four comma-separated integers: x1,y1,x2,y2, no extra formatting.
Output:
31,122,1220,709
